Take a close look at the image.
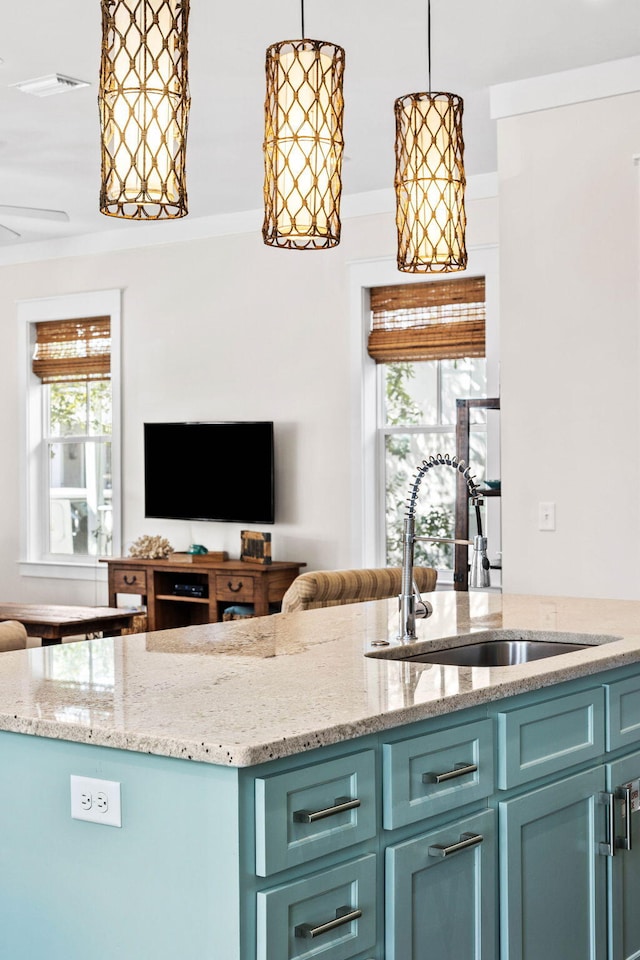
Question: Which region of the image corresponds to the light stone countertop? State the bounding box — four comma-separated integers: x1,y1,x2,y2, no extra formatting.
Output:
1,591,640,767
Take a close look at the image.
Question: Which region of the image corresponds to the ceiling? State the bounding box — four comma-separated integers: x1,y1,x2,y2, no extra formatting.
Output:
0,0,638,247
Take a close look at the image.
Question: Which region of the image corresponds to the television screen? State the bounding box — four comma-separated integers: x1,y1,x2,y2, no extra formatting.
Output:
144,421,275,524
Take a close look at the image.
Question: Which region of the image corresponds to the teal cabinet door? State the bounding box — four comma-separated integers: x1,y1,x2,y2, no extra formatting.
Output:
607,750,640,960
499,766,608,960
385,809,497,960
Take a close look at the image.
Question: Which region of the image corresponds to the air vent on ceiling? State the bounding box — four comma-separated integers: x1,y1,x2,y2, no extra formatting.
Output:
11,73,90,97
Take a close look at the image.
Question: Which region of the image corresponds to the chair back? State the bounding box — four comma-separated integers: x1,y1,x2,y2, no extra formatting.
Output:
281,566,437,614
0,620,28,652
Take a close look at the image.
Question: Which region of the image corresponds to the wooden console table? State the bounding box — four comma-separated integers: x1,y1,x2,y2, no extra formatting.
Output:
104,557,306,632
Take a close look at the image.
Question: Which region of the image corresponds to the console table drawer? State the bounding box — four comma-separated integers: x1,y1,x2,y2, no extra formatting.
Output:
215,575,255,602
256,854,377,960
112,568,147,594
382,719,494,830
255,750,376,877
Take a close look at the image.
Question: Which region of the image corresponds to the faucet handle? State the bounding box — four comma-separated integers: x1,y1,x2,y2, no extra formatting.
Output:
415,599,433,619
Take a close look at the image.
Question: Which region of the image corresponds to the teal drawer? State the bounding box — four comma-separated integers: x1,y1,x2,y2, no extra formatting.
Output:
496,687,605,789
256,854,377,960
254,750,376,877
606,673,640,752
382,719,494,830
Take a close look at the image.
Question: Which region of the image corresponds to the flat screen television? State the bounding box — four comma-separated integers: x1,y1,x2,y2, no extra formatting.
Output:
144,421,275,524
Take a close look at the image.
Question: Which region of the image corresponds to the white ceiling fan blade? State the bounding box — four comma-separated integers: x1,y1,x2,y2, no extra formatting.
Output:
0,204,69,223
0,223,21,240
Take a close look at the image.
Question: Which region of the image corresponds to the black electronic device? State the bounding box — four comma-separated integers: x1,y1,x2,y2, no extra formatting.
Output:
144,421,275,524
173,583,207,599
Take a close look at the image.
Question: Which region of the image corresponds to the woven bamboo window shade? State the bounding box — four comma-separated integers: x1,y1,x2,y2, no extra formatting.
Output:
368,276,484,363
32,318,111,384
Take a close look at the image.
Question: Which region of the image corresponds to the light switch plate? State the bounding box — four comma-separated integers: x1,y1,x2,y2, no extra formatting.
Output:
70,775,122,827
538,501,556,531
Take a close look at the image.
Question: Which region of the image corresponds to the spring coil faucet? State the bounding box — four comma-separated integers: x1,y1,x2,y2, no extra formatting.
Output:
399,453,491,642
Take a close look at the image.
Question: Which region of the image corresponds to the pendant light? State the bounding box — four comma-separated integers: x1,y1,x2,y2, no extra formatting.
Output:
262,1,345,249
394,0,467,273
99,0,190,220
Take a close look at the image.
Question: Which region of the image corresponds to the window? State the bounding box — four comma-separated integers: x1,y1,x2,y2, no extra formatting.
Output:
369,277,489,578
35,318,113,559
381,358,488,571
19,291,121,578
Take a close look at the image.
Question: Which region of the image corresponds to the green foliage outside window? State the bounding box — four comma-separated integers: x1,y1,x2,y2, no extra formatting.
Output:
384,362,455,569
49,381,112,436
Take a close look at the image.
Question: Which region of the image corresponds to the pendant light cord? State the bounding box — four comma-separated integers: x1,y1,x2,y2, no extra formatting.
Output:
301,0,305,38
427,0,432,93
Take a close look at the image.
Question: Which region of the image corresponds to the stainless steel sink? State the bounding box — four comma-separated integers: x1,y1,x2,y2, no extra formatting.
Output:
404,638,589,667
367,629,620,667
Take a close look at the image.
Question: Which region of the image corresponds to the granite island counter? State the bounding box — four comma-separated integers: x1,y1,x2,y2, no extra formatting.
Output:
3,591,640,960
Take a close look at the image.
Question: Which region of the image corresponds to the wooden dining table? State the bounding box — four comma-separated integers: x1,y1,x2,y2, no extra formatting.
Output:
0,603,137,645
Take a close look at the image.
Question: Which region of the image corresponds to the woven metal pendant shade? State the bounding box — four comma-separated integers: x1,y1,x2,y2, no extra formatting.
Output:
394,91,467,273
99,0,190,220
263,39,345,250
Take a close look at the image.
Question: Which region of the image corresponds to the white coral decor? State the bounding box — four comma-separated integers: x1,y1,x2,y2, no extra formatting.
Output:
128,535,174,559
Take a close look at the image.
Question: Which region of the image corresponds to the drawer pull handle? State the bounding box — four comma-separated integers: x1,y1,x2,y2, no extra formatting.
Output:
295,905,362,939
599,791,615,857
422,762,478,785
293,796,361,824
227,581,243,593
429,831,484,859
123,575,138,586
616,784,633,851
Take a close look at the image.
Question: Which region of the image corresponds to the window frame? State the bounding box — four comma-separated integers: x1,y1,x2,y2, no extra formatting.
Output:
348,247,499,571
18,290,122,580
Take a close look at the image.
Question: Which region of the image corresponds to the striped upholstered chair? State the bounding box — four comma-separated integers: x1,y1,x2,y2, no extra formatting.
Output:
280,566,437,614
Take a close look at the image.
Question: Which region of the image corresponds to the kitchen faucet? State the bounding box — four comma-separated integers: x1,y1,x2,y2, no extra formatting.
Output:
398,453,491,642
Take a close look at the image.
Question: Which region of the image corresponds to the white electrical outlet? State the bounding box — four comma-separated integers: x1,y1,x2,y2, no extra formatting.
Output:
70,775,122,827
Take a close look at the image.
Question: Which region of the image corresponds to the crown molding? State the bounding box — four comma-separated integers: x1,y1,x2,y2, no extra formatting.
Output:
0,173,498,268
490,55,640,120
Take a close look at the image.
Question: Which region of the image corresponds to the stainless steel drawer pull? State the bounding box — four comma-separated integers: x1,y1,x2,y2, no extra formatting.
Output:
616,784,633,851
422,762,478,785
428,831,484,859
293,796,361,824
295,905,362,939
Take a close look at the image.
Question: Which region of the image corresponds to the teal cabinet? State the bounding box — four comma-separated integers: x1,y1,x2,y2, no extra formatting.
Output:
499,766,608,960
7,664,640,959
0,732,244,960
385,809,497,960
381,718,494,829
607,749,640,960
254,749,377,876
256,854,377,960
606,674,640,752
495,687,605,790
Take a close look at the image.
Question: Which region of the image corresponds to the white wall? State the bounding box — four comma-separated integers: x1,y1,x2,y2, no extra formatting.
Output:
4,79,638,607
499,91,640,599
0,199,498,606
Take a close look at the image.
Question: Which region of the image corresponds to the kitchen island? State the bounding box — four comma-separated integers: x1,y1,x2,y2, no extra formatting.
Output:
2,591,640,959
